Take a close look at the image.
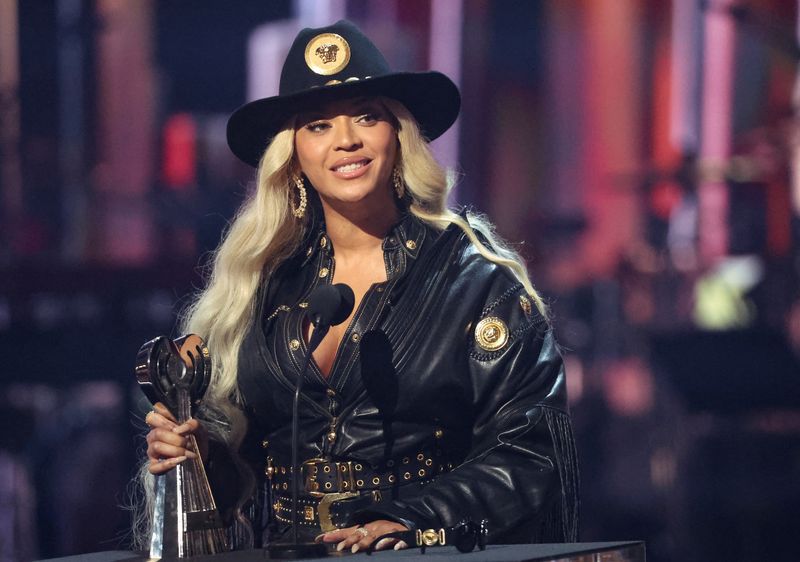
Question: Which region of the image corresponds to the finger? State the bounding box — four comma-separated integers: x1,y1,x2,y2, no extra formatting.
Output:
335,529,365,552
320,526,357,544
153,403,178,424
147,439,197,461
343,527,375,553
373,537,398,551
148,455,187,475
173,418,201,435
146,428,190,449
351,533,377,554
394,540,409,551
146,410,178,431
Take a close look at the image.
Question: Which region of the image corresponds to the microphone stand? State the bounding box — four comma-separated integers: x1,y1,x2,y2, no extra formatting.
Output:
267,321,330,559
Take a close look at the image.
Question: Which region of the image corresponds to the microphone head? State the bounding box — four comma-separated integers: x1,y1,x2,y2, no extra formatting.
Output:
307,283,355,327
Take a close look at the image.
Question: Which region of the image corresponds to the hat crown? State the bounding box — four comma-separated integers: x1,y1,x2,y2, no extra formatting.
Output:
279,20,392,96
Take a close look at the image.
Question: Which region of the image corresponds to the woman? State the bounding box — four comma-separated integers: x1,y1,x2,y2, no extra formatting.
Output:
142,20,578,553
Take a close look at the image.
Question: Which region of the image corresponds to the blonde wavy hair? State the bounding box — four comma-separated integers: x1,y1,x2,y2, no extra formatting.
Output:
131,96,545,549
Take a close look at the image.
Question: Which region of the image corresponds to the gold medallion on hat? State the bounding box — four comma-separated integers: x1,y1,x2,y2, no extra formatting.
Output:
474,316,509,352
305,33,351,76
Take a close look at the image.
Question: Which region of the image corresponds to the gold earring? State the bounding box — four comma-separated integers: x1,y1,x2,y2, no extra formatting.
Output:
291,175,307,218
392,166,405,199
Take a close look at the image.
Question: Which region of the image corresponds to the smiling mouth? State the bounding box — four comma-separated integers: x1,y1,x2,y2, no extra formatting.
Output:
332,159,370,173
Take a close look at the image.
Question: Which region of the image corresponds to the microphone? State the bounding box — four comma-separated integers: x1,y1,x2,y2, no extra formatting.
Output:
306,284,355,350
268,283,355,559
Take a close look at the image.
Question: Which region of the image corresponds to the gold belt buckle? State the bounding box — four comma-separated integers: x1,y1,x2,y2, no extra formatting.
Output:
316,492,359,533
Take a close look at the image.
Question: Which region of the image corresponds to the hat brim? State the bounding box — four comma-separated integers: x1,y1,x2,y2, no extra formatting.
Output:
227,71,460,168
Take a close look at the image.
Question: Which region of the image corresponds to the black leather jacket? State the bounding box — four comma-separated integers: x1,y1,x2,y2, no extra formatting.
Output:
228,213,579,545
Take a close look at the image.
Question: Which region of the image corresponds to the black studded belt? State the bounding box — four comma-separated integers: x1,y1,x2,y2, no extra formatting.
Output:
268,452,452,495
268,452,453,532
272,490,380,532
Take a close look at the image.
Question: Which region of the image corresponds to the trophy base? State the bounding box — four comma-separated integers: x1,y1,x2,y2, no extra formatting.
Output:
267,542,328,559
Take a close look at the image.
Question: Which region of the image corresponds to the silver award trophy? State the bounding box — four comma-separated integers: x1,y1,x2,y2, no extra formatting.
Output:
135,334,229,559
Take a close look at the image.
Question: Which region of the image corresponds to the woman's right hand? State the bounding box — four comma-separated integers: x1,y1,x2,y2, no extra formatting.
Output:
145,402,209,475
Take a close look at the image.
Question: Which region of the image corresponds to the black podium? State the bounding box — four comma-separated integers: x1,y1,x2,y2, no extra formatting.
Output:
36,541,645,561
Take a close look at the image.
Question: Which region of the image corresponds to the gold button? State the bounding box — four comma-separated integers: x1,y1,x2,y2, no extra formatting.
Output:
320,236,327,248
327,432,336,443
405,240,417,250
418,469,426,477
261,440,270,449
290,339,300,351
425,459,433,466
421,529,439,546
474,316,509,352
319,267,329,278
417,453,424,461
434,428,443,439
351,332,361,343
372,477,380,485
299,301,309,308
326,388,336,397
403,472,411,480
356,479,364,487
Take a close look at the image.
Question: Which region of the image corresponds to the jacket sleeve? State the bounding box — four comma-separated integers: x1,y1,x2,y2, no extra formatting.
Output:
355,282,580,543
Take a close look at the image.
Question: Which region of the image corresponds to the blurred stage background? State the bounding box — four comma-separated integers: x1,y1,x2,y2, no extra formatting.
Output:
2,0,800,561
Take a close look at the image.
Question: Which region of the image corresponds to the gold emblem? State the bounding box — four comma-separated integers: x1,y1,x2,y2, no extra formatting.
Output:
303,506,315,521
416,528,446,547
519,295,532,317
475,316,509,352
405,240,417,250
305,33,351,76
289,339,300,351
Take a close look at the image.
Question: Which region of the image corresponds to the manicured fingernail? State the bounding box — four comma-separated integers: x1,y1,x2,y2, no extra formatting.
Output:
314,533,325,543
172,455,187,465
185,450,198,459
394,541,408,551
351,544,360,553
336,541,346,552
374,538,392,550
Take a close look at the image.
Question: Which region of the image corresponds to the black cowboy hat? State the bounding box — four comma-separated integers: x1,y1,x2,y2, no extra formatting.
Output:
226,20,461,167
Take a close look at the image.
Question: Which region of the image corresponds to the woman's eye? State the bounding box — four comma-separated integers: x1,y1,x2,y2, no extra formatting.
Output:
357,112,379,124
305,121,329,133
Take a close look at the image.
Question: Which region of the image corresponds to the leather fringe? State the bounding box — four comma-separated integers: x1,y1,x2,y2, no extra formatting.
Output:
539,407,580,542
